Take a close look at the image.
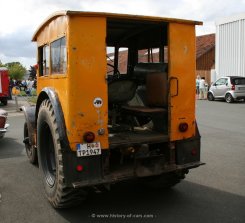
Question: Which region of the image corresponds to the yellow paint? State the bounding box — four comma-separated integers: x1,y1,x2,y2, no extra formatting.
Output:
34,11,201,151
36,14,108,151
168,23,197,141
67,16,108,151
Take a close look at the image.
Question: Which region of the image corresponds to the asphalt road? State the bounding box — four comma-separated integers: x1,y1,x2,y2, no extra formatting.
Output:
0,100,245,223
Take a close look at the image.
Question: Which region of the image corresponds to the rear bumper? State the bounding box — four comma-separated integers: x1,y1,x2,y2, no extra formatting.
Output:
63,126,203,189
229,91,245,100
63,148,204,189
71,160,204,188
0,124,9,138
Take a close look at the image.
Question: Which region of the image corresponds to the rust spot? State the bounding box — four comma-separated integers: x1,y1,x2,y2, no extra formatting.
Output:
78,112,84,117
71,120,76,128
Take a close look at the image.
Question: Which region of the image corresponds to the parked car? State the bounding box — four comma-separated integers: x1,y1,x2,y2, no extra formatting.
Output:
0,67,10,105
207,76,245,103
0,109,9,139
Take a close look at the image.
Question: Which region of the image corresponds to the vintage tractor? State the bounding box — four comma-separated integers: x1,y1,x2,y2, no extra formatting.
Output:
22,11,204,208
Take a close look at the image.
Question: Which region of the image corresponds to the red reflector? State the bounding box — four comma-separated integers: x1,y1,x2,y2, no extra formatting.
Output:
191,149,197,156
83,131,95,143
76,165,84,172
231,85,235,90
179,122,188,132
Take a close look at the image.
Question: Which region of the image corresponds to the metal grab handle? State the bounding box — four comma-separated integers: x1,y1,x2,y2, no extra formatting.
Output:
169,77,179,97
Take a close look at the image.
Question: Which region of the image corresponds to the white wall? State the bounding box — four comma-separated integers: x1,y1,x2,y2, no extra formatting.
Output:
215,14,245,80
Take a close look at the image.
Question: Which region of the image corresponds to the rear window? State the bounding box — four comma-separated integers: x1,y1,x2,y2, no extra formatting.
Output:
231,78,245,85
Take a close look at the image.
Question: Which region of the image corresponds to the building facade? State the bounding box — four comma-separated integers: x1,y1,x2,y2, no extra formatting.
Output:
216,13,245,79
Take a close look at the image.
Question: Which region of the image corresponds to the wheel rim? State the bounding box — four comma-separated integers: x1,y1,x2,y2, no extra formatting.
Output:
208,93,213,101
226,94,232,103
41,123,56,187
24,124,32,158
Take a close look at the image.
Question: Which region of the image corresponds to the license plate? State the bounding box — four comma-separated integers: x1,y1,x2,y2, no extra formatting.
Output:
76,142,101,157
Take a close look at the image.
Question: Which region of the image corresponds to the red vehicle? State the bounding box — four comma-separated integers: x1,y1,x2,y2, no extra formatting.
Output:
0,67,10,105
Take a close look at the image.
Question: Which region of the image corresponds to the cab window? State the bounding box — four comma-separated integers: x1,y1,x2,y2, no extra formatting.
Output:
51,37,67,74
38,44,50,76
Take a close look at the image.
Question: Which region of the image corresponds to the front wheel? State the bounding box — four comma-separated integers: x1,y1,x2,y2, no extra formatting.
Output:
225,93,234,103
1,98,7,105
207,92,214,101
37,99,87,208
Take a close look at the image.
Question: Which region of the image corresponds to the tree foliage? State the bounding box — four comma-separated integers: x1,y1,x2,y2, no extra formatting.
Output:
3,62,27,80
28,65,37,79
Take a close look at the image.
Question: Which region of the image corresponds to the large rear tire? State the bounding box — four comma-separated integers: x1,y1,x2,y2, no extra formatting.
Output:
37,99,87,208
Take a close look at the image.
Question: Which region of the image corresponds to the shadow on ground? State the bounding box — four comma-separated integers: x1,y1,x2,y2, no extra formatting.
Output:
57,180,245,223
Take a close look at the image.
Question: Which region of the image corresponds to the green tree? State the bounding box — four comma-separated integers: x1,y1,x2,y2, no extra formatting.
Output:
28,65,37,79
5,62,26,80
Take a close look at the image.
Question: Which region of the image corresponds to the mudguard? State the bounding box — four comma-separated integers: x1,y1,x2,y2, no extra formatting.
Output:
21,106,36,146
36,87,70,150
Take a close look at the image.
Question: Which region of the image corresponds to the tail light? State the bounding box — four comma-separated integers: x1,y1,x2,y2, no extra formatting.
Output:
231,85,235,90
191,148,197,156
83,131,95,143
76,165,84,172
0,116,6,128
179,122,188,132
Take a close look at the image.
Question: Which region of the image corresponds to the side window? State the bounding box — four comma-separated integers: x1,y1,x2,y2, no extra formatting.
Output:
138,48,161,63
106,47,115,75
118,48,128,74
51,37,67,74
38,45,50,76
106,47,128,75
215,78,227,86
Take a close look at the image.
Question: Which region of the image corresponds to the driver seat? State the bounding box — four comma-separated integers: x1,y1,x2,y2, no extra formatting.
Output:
121,63,168,128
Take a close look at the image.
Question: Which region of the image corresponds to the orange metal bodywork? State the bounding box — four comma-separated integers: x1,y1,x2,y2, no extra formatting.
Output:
34,11,201,151
35,14,108,151
168,23,197,141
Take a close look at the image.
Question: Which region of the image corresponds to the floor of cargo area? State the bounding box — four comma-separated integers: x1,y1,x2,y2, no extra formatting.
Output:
109,128,168,148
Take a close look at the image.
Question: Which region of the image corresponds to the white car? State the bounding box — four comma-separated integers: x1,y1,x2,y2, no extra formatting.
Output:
208,76,245,103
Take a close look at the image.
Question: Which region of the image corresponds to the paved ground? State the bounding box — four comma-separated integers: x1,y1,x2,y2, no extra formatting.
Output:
0,99,245,223
0,97,32,117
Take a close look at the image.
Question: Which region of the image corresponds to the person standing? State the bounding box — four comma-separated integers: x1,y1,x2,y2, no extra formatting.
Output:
199,77,206,99
26,78,34,96
196,75,200,96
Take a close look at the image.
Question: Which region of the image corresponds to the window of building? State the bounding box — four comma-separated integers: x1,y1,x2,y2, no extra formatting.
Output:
51,37,67,74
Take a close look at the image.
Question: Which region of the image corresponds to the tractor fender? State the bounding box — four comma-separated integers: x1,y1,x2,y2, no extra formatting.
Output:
21,105,36,146
36,87,69,150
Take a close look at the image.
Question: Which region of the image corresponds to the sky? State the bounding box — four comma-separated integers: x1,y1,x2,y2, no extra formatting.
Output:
0,0,245,68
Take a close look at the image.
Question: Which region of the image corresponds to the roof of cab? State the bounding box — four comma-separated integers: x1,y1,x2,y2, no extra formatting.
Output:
32,10,203,41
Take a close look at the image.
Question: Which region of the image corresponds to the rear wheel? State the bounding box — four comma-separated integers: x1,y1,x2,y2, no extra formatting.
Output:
24,122,38,164
225,93,234,103
37,99,87,208
207,92,214,101
1,98,7,105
